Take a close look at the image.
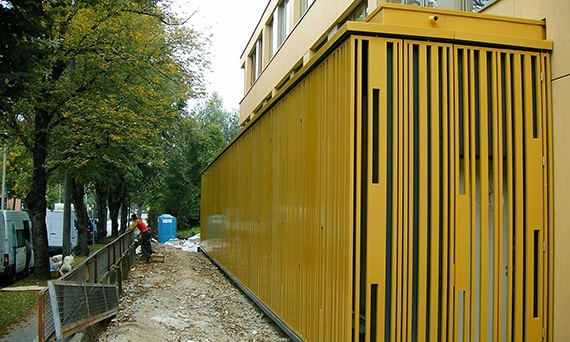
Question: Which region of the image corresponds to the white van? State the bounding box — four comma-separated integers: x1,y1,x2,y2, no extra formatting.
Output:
0,210,34,283
46,210,78,253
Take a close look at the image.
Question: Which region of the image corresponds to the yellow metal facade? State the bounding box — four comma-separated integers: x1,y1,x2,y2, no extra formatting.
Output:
202,39,355,341
202,6,553,341
360,38,552,341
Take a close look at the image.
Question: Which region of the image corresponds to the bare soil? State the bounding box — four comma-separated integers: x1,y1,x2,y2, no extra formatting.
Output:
97,243,291,342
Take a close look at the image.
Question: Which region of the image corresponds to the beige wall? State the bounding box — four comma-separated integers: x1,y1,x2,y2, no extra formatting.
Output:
551,75,570,340
239,0,377,124
482,0,570,339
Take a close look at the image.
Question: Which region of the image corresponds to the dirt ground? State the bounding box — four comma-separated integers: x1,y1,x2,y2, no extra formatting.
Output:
97,243,291,342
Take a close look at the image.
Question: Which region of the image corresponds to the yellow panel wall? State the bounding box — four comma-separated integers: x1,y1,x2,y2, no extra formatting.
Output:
362,38,552,341
478,2,568,340
202,23,552,342
202,39,355,341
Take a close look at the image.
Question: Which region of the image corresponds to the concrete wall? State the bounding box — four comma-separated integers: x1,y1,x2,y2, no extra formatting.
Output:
481,0,570,339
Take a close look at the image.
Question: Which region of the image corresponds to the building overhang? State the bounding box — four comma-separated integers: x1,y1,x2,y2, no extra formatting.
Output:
231,3,552,160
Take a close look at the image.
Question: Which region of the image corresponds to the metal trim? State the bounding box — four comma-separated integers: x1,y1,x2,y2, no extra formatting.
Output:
198,246,304,342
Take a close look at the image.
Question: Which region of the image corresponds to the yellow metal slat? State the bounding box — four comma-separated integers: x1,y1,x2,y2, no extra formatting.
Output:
523,53,544,341
489,51,504,341
454,46,471,342
395,40,408,342
417,42,429,342
512,53,525,342
427,43,442,342
365,38,386,342
404,41,413,342
504,52,515,342
468,47,478,342
478,49,491,342
441,44,453,342
353,38,363,342
543,52,554,342
390,39,403,342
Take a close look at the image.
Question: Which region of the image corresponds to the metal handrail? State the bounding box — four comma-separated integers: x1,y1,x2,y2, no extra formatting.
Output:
59,232,134,283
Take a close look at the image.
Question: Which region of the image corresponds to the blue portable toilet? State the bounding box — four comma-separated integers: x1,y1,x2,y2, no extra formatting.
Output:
157,214,177,243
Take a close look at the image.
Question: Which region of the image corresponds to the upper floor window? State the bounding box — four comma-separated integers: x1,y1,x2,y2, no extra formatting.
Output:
270,14,278,57
347,2,367,21
470,0,495,11
388,0,437,7
270,0,292,58
250,37,263,83
386,0,494,11
300,0,315,16
268,17,275,58
278,0,291,45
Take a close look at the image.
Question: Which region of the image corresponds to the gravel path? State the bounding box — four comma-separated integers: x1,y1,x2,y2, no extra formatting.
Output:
98,243,291,342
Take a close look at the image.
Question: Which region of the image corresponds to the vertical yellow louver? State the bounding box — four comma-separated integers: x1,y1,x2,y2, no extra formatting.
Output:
202,40,356,341
363,38,551,341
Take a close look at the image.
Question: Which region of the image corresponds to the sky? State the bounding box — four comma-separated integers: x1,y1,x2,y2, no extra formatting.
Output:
172,0,269,111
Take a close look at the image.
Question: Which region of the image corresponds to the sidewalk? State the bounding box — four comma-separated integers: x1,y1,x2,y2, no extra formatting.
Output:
1,311,82,342
0,309,38,342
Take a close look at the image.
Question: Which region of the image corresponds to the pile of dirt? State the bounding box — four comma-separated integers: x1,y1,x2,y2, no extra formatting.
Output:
97,243,291,342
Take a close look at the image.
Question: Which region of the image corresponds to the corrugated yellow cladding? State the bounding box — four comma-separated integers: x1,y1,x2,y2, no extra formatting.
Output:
201,33,553,342
201,40,355,341
363,41,551,341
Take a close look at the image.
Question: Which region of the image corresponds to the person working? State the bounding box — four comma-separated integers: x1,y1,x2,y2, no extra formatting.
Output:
126,214,153,263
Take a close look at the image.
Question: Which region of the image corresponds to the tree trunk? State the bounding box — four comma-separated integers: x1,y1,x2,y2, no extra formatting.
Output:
108,199,120,238
26,112,52,280
95,183,108,244
120,199,128,234
71,178,90,256
108,184,125,238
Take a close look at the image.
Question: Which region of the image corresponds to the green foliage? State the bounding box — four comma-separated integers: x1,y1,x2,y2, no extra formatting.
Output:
176,225,200,239
0,0,48,115
191,92,241,144
0,0,211,279
147,93,240,230
48,1,210,185
2,142,32,201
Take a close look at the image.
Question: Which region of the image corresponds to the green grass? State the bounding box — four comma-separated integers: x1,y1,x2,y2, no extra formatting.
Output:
176,226,200,239
0,277,47,335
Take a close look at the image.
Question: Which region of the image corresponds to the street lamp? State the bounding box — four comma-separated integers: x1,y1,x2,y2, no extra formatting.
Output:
1,133,7,211
1,143,5,210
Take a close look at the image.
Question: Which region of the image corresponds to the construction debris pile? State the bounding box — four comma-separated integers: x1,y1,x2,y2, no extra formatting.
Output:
50,254,74,274
163,234,200,252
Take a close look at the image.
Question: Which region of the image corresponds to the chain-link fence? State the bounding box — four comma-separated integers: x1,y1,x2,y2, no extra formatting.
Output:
60,232,133,283
48,281,119,340
38,287,55,342
38,232,134,341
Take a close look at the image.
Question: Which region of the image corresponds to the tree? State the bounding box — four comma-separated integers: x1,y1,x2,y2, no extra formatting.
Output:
70,178,90,256
1,0,210,279
192,92,241,144
149,93,239,229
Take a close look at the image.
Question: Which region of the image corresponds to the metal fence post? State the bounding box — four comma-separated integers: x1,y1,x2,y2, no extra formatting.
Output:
38,290,45,342
47,281,62,340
